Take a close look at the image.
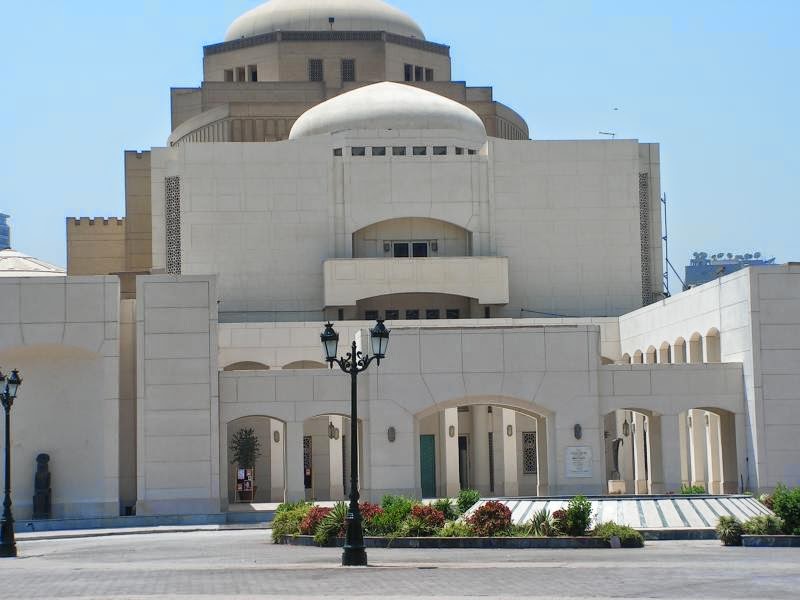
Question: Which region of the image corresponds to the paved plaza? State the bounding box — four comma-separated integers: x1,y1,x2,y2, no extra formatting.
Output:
1,529,798,599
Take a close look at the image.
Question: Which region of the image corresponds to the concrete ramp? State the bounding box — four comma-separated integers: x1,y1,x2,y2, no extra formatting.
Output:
470,495,770,530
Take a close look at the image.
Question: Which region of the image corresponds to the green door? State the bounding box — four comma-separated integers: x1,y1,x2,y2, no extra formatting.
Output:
420,435,436,498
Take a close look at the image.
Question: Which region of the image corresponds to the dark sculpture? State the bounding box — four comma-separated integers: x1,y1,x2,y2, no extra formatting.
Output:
33,454,51,519
611,437,624,480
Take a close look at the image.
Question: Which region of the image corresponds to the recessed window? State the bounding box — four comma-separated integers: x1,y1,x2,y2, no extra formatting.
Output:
308,59,324,82
468,149,477,155
392,146,406,156
371,146,386,156
412,242,428,257
385,309,399,320
341,59,356,82
405,309,420,319
364,310,379,321
404,63,414,82
455,147,464,155
425,68,434,81
224,69,234,82
523,432,537,475
433,146,447,156
351,147,366,156
484,306,491,318
236,66,246,82
414,66,423,81
413,146,427,156
333,148,343,156
446,309,460,319
337,308,344,320
426,309,441,320
248,65,258,82
393,242,410,258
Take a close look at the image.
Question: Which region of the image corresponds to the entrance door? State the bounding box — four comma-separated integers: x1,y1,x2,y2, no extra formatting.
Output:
458,435,469,489
420,435,436,498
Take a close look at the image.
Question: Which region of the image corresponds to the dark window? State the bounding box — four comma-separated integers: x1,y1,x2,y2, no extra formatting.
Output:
385,309,399,320
413,146,427,156
446,309,460,319
412,242,428,257
337,308,344,320
236,66,246,81
392,146,406,156
405,309,420,319
303,436,313,489
414,65,423,81
393,242,410,258
488,432,495,493
455,147,464,155
341,59,356,82
248,65,258,82
351,146,366,156
364,310,379,320
333,148,342,156
224,69,234,82
425,68,434,81
371,146,386,156
426,309,441,320
433,146,447,155
404,63,414,82
468,149,477,155
484,306,491,318
308,59,324,82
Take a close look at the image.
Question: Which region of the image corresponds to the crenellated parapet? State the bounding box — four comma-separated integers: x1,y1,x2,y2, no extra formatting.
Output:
66,216,127,276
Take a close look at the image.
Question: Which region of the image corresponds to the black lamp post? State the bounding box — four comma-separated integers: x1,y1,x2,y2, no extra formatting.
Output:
321,320,389,567
0,368,22,558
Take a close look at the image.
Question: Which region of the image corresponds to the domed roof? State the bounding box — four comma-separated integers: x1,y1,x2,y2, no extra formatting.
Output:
289,82,487,140
0,249,65,277
225,0,424,42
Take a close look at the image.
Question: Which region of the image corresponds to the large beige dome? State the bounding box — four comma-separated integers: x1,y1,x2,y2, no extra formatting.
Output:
289,82,487,140
225,0,425,42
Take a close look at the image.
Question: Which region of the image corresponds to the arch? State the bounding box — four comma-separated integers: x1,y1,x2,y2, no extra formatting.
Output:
226,415,285,504
680,407,738,494
301,413,364,501
705,328,721,363
223,361,270,371
621,353,631,364
645,346,657,365
688,332,704,364
658,342,671,364
673,337,687,364
604,408,659,495
352,217,472,259
414,395,551,421
282,360,327,370
601,356,614,365
633,350,644,364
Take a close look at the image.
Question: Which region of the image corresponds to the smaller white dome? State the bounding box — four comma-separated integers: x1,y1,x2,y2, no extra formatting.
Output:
289,82,487,140
0,249,65,277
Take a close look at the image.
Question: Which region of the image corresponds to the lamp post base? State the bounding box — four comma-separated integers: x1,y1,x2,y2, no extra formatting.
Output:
341,546,367,566
0,518,16,558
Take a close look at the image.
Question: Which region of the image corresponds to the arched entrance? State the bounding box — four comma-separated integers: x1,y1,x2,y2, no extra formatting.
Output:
679,407,738,494
302,414,363,501
604,409,659,494
226,416,285,503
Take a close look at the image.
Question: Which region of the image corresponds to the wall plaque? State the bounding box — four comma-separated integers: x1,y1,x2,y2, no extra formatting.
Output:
565,446,593,478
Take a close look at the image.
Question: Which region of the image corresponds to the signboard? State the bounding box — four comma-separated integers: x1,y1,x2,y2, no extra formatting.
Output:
565,446,593,478
236,468,254,493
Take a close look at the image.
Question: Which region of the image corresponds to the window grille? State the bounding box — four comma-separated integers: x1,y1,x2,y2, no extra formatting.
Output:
303,436,313,489
364,310,379,320
426,309,440,320
371,146,386,156
404,64,413,82
308,59,324,81
351,146,366,156
446,309,460,319
413,146,427,156
392,146,406,156
522,432,537,475
341,59,356,82
405,309,419,319
488,432,495,493
165,176,181,275
385,309,399,320
433,146,447,155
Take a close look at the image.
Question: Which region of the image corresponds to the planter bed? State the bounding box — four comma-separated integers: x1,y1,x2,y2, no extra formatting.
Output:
742,535,800,547
280,535,618,549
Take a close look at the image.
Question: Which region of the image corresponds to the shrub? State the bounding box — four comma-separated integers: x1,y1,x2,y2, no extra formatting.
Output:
772,483,800,535
679,484,707,495
457,489,481,514
527,507,556,537
436,521,475,537
412,505,446,529
564,495,593,536
314,502,348,545
359,502,384,522
432,498,459,521
299,506,332,535
743,514,784,535
271,502,311,543
716,515,743,546
758,493,774,511
466,500,512,536
551,509,568,536
592,522,644,548
368,496,417,536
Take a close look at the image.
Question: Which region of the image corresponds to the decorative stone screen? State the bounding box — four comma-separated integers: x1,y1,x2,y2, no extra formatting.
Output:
303,436,313,489
639,173,653,305
488,431,495,493
165,176,181,275
522,432,537,475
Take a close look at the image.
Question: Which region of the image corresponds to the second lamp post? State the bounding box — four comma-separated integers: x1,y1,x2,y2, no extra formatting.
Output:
321,320,389,567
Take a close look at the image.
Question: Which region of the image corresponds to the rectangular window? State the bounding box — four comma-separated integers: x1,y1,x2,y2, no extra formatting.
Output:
468,149,477,155
412,146,427,156
392,146,406,156
341,59,356,82
308,59,324,82
385,309,399,320
446,309,460,319
484,306,491,318
236,66,246,82
433,146,447,155
455,147,464,155
425,68,434,81
457,406,470,413
393,242,410,257
224,69,234,82
405,309,419,319
414,65,423,81
426,309,441,320
337,308,344,320
364,310,379,321
248,65,258,82
333,148,343,156
404,63,414,82
371,146,386,156
412,242,428,257
523,432,537,475
351,146,366,156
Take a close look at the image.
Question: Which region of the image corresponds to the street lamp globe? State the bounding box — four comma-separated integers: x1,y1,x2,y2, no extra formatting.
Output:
370,320,390,360
4,370,21,399
320,322,340,366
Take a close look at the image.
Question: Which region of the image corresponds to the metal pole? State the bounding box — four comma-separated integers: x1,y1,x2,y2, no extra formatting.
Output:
0,397,16,558
342,340,366,566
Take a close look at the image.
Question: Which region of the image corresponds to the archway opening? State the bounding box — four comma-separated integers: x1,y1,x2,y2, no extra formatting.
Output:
658,342,671,364
673,337,687,364
226,416,285,504
223,361,270,371
689,333,704,364
645,346,657,365
706,328,721,363
604,409,660,494
678,407,738,494
302,414,364,501
352,217,471,259
633,350,644,364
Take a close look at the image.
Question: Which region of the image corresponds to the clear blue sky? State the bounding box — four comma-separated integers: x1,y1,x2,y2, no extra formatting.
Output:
2,1,798,291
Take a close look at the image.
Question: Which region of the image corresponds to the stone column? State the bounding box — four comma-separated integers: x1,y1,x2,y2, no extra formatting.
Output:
502,409,519,496
679,412,690,486
621,412,635,492
719,412,739,494
689,410,708,490
648,415,665,494
442,408,460,497
706,412,722,494
270,419,285,502
537,417,549,495
471,405,492,495
285,421,306,502
633,413,648,494
660,414,684,493
329,415,344,500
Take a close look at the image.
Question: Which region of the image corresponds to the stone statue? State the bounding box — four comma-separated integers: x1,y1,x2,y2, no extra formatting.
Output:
33,453,52,519
611,437,624,480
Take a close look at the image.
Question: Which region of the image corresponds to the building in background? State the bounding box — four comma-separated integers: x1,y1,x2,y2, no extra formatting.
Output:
685,251,777,289
0,213,10,249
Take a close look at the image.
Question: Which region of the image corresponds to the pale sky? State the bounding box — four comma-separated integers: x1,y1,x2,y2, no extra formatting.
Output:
2,0,798,292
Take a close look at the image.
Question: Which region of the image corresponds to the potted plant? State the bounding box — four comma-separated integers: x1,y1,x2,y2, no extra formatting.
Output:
230,427,262,502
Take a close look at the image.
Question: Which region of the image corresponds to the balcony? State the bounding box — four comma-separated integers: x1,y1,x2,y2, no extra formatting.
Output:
323,256,509,307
